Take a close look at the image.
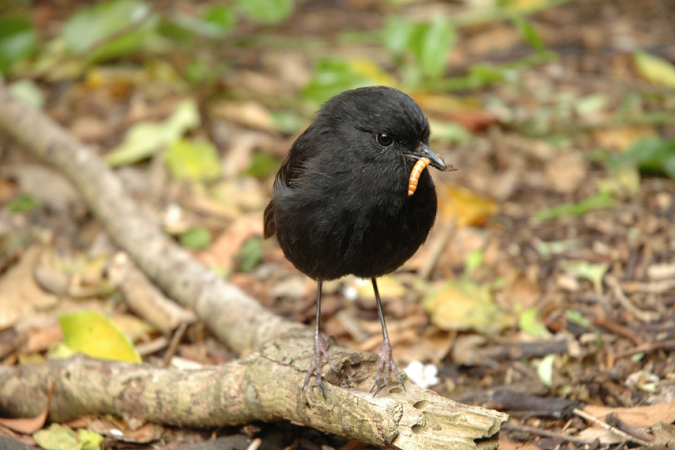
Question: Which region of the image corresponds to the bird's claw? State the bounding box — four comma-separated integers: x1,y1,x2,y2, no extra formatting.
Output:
303,334,339,397
371,339,405,397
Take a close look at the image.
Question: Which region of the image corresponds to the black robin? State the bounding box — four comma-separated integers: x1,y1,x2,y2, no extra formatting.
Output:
264,86,453,395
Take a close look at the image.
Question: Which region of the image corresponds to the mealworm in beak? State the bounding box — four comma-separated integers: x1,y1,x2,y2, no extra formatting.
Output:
408,157,431,196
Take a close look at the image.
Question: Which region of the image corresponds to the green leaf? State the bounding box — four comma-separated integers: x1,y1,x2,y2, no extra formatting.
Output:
303,58,393,105
48,342,76,360
34,424,81,450
179,227,212,250
383,16,454,79
238,237,263,273
575,93,607,116
165,138,221,181
464,249,484,275
595,164,641,197
631,352,645,362
0,14,37,73
204,5,237,32
534,239,581,260
519,308,550,338
7,193,39,213
105,98,200,167
9,79,45,109
237,0,294,24
61,0,158,62
427,120,469,144
414,17,455,78
558,260,609,293
613,136,675,180
534,191,616,222
59,310,142,363
78,429,104,450
382,16,417,57
245,152,281,178
565,309,590,328
510,14,545,54
184,58,209,85
537,354,555,388
171,5,235,39
271,110,304,135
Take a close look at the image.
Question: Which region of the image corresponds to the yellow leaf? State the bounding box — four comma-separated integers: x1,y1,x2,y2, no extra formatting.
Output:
423,279,515,334
595,165,641,197
592,127,656,152
503,0,550,13
352,275,406,300
348,59,396,86
409,92,472,114
635,51,675,89
439,185,498,226
208,100,277,132
59,310,142,363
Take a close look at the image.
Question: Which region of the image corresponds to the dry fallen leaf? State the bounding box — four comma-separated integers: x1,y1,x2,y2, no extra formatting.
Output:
396,328,455,366
197,214,264,272
497,269,541,311
438,184,498,227
576,426,623,444
497,439,541,450
88,420,162,444
592,127,655,151
0,246,58,330
545,151,588,194
423,279,515,334
209,100,277,132
583,402,675,428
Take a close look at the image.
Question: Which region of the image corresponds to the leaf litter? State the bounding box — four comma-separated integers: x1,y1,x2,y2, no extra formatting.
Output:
1,0,675,448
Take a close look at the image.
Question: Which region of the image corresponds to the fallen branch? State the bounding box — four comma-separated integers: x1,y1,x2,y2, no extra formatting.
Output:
0,352,505,449
0,79,507,449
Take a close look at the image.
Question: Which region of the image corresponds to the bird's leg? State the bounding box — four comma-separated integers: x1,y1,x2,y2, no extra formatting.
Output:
303,281,340,396
370,278,406,396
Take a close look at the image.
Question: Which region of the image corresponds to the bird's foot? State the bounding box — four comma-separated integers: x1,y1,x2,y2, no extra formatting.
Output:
303,334,340,397
371,339,405,397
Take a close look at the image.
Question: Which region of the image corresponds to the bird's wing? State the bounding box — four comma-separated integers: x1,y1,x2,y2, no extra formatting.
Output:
263,131,317,239
275,136,316,189
263,200,276,238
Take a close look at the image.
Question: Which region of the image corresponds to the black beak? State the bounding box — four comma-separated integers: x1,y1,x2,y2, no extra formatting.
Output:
408,142,455,171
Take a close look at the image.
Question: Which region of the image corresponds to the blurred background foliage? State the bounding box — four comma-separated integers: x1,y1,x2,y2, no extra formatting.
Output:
2,4,675,442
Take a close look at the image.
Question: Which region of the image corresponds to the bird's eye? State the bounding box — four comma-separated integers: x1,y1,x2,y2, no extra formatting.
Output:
376,133,393,147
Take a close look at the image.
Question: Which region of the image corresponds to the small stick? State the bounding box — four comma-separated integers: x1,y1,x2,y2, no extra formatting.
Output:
501,423,594,445
613,339,675,359
573,408,651,447
605,413,654,443
162,322,189,367
408,157,431,196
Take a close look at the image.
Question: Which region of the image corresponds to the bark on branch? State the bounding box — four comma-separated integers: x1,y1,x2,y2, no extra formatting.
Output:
0,80,507,449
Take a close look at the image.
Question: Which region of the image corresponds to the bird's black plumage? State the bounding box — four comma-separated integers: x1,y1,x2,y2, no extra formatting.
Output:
264,86,450,395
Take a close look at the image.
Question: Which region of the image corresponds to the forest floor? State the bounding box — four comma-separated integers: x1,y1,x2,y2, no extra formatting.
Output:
1,0,675,449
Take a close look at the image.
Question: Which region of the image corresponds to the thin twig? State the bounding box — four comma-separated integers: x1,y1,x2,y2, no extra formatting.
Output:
592,317,644,346
162,322,188,368
605,413,654,443
605,275,660,323
501,422,594,445
572,408,651,447
612,339,675,360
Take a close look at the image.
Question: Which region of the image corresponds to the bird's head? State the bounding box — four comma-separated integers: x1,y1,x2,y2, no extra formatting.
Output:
318,86,450,174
